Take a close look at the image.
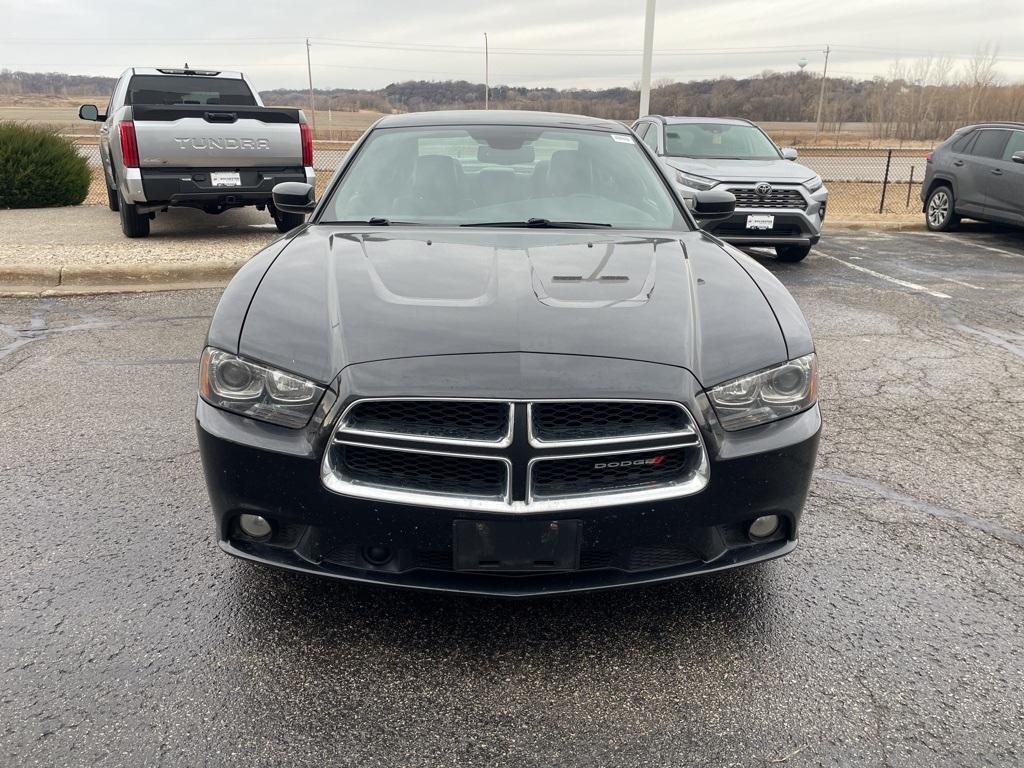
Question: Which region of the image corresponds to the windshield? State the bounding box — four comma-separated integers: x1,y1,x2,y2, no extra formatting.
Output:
664,123,780,160
321,124,686,229
125,75,257,107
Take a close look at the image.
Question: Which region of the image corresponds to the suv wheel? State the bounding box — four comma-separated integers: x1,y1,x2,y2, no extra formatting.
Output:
925,185,960,231
775,244,812,262
118,192,150,238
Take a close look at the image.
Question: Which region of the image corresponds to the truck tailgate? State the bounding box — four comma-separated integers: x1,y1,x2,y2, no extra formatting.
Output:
131,105,303,168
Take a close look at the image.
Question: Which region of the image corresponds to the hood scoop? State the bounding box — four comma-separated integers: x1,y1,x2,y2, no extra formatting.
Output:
529,241,659,309
344,233,500,308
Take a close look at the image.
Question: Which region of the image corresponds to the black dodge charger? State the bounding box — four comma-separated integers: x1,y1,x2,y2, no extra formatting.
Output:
196,110,820,596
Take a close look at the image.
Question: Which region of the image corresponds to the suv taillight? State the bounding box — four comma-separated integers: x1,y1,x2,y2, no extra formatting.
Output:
300,122,313,167
119,121,139,168
925,150,933,163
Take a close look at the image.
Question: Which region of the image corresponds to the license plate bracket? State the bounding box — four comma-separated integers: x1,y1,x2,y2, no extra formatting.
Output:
746,214,775,230
453,520,581,572
211,171,242,187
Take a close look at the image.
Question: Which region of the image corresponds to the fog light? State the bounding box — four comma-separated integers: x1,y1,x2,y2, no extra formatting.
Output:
363,546,393,565
749,514,781,540
238,513,272,540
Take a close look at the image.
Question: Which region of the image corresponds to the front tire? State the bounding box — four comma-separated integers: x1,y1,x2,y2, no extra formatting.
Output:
118,192,150,238
775,244,812,262
925,185,960,231
272,207,305,233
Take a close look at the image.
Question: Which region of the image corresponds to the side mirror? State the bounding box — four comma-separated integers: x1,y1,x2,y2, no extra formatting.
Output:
1012,151,1024,165
78,104,101,122
272,182,315,214
781,147,799,161
693,189,736,222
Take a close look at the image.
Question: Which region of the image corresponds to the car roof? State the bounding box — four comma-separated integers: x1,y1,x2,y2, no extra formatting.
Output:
127,67,245,79
957,122,1024,131
645,115,756,127
374,110,629,132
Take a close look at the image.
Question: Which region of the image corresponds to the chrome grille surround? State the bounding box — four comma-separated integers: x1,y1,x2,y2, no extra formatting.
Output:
321,398,709,513
726,185,809,210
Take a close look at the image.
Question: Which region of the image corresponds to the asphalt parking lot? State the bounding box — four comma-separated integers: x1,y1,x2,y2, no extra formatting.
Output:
1,224,1022,767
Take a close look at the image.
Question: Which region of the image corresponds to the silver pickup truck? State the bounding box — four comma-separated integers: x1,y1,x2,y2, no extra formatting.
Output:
79,67,314,238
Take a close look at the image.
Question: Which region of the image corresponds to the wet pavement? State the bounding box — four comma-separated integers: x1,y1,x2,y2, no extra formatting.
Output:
1,225,1022,767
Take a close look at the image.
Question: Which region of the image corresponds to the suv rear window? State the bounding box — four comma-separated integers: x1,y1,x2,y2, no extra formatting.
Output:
125,75,257,107
969,129,1010,160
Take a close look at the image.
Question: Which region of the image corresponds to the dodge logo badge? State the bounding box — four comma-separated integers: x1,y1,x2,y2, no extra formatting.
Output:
593,455,667,469
755,182,773,196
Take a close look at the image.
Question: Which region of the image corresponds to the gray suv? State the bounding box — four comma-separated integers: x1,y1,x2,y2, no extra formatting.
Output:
632,116,827,262
921,123,1024,231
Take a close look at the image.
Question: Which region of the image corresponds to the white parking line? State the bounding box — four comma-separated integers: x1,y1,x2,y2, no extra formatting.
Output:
914,231,1024,260
814,249,952,299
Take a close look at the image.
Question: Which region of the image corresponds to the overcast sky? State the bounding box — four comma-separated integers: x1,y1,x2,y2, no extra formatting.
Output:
2,0,1023,90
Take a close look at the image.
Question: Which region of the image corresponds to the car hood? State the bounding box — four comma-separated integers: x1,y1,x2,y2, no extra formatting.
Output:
238,227,788,387
663,156,816,184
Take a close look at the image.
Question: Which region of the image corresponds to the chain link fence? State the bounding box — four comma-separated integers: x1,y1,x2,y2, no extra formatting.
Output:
74,138,928,219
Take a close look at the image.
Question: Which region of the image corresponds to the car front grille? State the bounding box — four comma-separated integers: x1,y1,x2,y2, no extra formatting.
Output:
727,187,807,210
530,446,696,500
342,398,512,445
334,443,508,499
322,399,709,512
529,401,691,444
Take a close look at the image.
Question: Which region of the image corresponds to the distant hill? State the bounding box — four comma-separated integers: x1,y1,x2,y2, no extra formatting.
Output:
3,68,1022,140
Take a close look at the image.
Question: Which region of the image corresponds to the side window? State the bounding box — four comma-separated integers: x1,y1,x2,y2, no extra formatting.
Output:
970,129,1010,160
105,75,122,118
1001,130,1024,161
642,123,660,153
634,123,649,140
951,130,975,153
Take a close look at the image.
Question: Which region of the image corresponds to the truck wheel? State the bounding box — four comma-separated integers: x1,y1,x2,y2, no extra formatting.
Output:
272,208,306,233
118,192,150,238
925,185,960,231
775,244,812,262
106,185,120,212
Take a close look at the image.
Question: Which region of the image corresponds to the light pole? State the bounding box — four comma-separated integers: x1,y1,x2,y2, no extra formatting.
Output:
814,44,831,142
484,32,490,110
306,38,317,137
638,0,656,118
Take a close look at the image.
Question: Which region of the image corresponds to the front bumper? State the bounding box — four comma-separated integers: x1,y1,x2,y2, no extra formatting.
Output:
196,398,821,597
690,183,828,248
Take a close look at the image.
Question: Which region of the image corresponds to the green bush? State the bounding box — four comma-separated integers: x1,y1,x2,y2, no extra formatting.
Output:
0,122,91,208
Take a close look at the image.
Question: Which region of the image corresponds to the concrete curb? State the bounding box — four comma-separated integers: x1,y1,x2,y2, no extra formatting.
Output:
829,220,927,232
0,259,248,297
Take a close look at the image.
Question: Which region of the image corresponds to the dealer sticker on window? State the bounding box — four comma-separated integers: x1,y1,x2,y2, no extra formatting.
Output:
611,134,635,144
746,214,775,230
211,171,242,187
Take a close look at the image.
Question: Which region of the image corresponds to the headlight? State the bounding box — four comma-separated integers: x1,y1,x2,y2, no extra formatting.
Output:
707,354,817,431
199,347,325,428
675,170,719,191
803,175,823,192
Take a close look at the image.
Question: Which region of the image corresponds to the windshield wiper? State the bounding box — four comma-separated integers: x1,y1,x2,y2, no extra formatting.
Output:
322,217,421,226
461,218,612,229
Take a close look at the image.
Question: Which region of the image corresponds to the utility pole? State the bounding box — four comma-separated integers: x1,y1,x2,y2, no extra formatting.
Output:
306,38,317,137
638,0,656,118
814,44,830,142
484,32,490,110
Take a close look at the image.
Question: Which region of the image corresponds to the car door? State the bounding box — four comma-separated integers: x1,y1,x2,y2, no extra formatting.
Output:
983,129,1024,226
959,128,1010,214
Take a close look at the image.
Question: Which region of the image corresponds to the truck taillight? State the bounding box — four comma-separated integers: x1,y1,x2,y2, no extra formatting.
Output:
119,121,139,168
300,122,313,167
